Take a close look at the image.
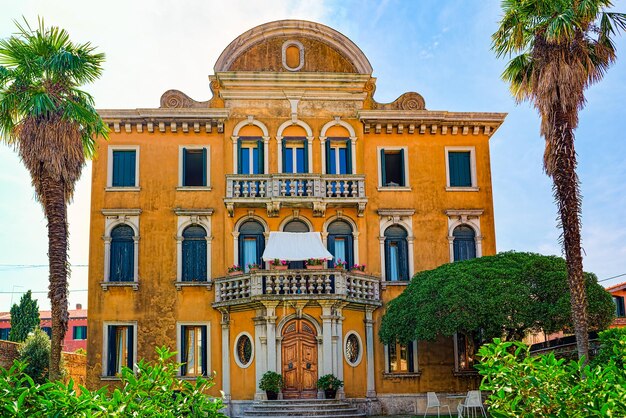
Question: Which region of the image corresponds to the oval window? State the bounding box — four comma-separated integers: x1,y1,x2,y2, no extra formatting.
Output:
235,333,253,368
282,41,304,72
344,332,362,366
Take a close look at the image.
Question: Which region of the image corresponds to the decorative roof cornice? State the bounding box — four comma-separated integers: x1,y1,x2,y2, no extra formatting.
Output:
358,110,506,137
98,108,230,134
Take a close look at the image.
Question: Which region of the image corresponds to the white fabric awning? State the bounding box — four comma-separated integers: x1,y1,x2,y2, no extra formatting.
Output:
262,232,333,261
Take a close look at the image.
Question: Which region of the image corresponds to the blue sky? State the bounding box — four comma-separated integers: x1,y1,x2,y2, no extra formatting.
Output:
0,0,625,311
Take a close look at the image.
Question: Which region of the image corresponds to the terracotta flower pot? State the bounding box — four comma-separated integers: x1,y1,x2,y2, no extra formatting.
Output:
306,265,324,270
228,271,242,276
271,265,288,270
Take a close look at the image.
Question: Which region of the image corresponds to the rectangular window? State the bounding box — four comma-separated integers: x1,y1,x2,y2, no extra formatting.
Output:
105,324,135,376
380,149,406,187
282,138,307,174
41,327,52,338
242,237,258,272
182,148,207,186
614,296,626,318
73,325,87,340
387,340,416,373
238,138,263,174
180,325,208,377
455,332,481,372
326,139,351,175
112,150,137,187
0,328,10,340
448,151,472,187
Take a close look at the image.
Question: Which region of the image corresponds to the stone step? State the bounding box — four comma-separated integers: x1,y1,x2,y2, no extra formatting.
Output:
244,409,361,416
239,399,365,418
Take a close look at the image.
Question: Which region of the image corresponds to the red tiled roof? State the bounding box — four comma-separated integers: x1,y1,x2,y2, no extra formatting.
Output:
0,308,87,322
606,281,626,292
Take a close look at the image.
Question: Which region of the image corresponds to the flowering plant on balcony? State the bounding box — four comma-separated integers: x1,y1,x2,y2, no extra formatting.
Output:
247,263,260,271
227,264,242,274
352,263,366,272
334,259,347,269
270,259,288,266
305,258,324,266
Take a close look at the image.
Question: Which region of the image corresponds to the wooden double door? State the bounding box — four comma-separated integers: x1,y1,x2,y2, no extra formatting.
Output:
281,319,318,399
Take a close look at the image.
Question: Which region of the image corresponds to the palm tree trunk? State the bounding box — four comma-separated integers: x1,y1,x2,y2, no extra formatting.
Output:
43,174,69,381
551,120,589,361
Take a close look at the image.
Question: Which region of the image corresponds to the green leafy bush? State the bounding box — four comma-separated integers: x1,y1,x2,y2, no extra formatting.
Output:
477,331,626,417
259,371,284,392
316,374,343,390
18,327,51,384
0,346,226,417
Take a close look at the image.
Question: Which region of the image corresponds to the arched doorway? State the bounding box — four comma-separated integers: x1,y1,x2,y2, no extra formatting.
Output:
281,318,318,399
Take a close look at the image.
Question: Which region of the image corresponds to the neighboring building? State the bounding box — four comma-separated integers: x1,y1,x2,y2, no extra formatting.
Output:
607,281,626,328
88,20,505,415
0,304,87,351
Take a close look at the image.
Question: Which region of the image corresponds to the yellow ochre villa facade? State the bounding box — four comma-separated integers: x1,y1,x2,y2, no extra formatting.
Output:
87,20,506,416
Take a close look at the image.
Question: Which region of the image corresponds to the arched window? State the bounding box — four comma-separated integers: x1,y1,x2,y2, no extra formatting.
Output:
182,225,207,281
282,137,308,174
327,220,353,269
384,225,409,281
237,137,264,175
453,225,476,262
110,225,135,282
239,220,265,272
284,219,309,268
325,138,352,175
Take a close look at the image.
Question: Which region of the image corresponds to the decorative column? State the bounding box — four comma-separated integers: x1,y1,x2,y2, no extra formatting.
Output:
407,236,415,277
350,136,357,174
103,237,111,281
175,235,183,280
206,235,213,282
320,137,327,173
132,235,140,282
307,136,314,174
320,301,334,375
254,310,267,400
231,136,238,173
336,304,346,399
263,301,279,372
364,307,376,398
276,136,283,173
220,309,231,402
263,136,270,175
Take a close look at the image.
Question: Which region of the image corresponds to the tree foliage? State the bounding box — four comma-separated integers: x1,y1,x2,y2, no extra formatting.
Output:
0,347,226,417
477,329,626,417
9,290,40,342
18,327,50,384
0,18,108,380
492,0,626,360
379,252,615,345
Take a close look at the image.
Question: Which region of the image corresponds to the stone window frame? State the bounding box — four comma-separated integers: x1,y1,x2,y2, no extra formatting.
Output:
376,146,411,191
176,321,212,379
106,145,140,191
383,340,419,377
276,119,314,174
282,40,305,72
231,116,270,175
444,146,479,191
174,209,214,289
101,321,138,379
233,214,270,269
378,209,415,285
343,331,363,367
445,209,483,262
101,209,141,290
320,117,357,174
233,331,255,369
177,145,211,190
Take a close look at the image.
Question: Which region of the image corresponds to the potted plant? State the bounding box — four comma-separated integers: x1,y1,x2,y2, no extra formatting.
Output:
351,263,366,274
259,371,284,400
247,263,260,272
334,259,347,270
316,374,343,399
305,258,325,270
227,265,242,276
270,259,288,270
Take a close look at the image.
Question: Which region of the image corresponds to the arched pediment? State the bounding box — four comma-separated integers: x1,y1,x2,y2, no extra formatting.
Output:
214,20,373,74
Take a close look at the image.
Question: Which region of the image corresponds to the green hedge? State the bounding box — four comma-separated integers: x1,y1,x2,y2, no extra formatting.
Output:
0,346,226,417
477,329,626,417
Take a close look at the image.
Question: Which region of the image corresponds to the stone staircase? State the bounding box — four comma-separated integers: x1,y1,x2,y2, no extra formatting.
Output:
238,399,366,418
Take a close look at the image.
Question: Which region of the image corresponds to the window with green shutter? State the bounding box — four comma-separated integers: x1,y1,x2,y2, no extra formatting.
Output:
112,150,136,187
182,148,207,186
380,149,406,187
448,151,472,187
73,325,87,340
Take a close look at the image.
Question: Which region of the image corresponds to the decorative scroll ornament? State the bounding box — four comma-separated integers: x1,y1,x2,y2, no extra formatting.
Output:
375,92,426,111
159,89,209,109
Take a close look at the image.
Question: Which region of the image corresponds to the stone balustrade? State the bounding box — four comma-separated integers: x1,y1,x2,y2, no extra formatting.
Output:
224,174,367,217
214,269,381,307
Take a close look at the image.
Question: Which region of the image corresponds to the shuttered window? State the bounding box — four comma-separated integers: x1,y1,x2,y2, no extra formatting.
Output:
327,220,354,269
325,138,352,174
73,326,87,340
282,137,308,173
182,225,207,281
384,226,409,281
182,148,207,186
239,221,265,271
180,325,208,376
614,296,626,318
110,225,135,282
448,151,472,187
0,328,10,340
237,137,264,174
106,324,134,376
453,226,476,262
112,150,136,187
380,149,405,187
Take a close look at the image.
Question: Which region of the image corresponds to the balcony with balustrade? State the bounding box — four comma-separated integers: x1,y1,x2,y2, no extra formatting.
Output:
224,174,367,217
213,269,381,309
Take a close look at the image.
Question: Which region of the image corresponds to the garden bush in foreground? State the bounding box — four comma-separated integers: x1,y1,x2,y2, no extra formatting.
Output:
0,346,226,417
477,329,626,417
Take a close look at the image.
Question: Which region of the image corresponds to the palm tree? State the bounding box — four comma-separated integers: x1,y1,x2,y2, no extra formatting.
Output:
0,18,107,380
493,0,626,360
